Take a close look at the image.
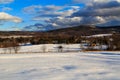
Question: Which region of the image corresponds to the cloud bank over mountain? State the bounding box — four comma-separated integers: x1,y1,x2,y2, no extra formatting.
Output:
0,0,120,31
22,0,120,31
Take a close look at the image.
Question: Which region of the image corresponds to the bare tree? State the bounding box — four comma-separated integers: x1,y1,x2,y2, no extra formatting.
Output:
41,45,47,53
2,48,7,54
8,47,12,54
57,45,63,52
7,42,13,54
11,40,21,54
2,41,8,54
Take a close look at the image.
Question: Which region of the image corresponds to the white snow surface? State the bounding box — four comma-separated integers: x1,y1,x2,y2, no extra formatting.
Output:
0,44,81,53
0,51,120,80
85,34,112,38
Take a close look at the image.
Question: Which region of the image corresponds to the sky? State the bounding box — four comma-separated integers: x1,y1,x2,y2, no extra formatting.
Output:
0,0,120,31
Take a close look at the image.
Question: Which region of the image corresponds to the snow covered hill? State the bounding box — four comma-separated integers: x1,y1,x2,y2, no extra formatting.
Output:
0,52,120,80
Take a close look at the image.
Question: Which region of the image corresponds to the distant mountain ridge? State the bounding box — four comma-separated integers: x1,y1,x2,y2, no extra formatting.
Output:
0,25,119,36
47,25,120,36
96,25,120,29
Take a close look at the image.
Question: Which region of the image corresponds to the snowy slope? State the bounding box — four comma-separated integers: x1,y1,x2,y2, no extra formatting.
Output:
0,52,120,80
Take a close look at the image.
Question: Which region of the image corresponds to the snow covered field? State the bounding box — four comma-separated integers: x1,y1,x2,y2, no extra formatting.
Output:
0,44,81,53
0,51,120,80
0,44,120,80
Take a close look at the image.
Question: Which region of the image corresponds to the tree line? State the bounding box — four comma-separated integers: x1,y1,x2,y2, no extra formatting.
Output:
0,33,119,53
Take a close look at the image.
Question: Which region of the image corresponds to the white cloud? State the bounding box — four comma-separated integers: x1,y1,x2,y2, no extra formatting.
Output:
46,17,82,28
23,5,62,14
23,5,42,14
2,7,12,11
73,0,120,3
94,0,120,3
23,5,80,18
0,12,22,23
80,16,106,25
0,0,14,4
73,0,92,3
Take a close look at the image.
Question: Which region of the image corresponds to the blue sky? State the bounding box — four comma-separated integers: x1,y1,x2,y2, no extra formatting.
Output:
0,0,120,31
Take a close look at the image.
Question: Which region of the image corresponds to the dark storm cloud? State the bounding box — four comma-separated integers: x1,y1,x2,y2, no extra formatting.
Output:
94,1,120,9
72,1,120,17
71,0,120,26
72,7,120,17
